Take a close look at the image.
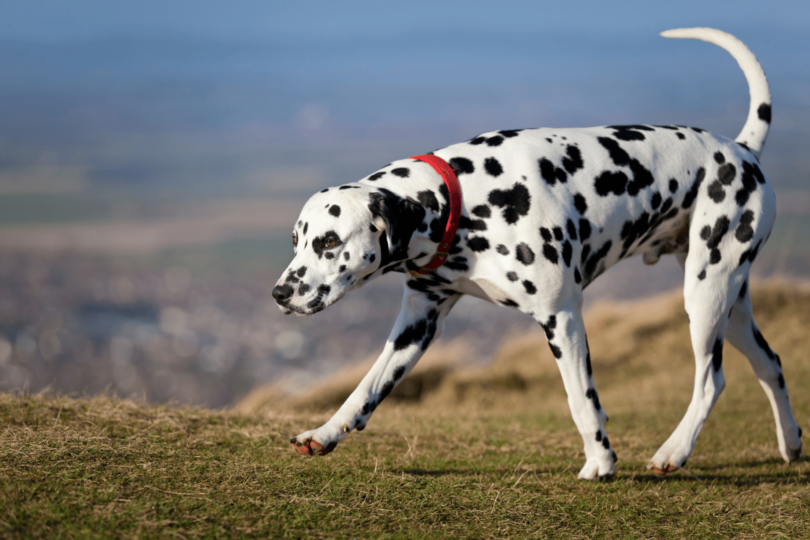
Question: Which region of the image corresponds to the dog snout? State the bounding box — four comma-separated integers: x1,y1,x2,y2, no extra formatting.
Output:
272,284,295,304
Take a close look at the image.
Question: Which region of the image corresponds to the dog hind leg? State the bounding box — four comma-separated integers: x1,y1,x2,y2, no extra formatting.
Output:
725,281,802,461
647,252,738,474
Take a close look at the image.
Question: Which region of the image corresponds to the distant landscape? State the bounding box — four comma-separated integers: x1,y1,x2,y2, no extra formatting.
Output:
1,3,809,408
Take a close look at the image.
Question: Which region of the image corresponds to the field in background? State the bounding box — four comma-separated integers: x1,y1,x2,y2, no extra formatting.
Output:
1,283,809,538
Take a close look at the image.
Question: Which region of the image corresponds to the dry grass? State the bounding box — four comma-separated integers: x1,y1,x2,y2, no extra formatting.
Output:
2,282,810,538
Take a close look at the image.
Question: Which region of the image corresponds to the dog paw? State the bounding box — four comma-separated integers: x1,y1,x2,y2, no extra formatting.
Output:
647,463,680,476
289,425,343,456
782,441,802,463
577,456,616,481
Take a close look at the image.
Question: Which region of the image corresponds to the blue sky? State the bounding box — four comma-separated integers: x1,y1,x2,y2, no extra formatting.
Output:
0,1,808,196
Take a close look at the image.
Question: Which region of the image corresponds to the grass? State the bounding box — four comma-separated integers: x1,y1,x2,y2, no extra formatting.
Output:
0,389,808,539
2,283,810,538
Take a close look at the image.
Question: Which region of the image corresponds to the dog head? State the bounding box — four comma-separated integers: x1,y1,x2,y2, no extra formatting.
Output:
272,182,428,315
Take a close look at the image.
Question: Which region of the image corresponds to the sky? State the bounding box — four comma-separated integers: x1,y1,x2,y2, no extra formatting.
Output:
0,1,808,198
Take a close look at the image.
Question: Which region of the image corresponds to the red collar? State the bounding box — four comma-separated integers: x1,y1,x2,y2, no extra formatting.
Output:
408,154,462,277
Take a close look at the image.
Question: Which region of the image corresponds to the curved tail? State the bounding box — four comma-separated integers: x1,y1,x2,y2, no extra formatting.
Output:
661,27,771,160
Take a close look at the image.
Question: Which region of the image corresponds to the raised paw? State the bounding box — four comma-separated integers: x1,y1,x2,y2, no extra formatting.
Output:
290,436,338,456
647,463,680,476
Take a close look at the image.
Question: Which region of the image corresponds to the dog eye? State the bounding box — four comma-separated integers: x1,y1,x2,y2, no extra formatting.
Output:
325,239,336,247
292,232,298,248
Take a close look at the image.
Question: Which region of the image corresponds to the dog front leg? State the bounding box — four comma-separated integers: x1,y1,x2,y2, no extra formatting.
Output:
290,288,460,456
538,306,617,480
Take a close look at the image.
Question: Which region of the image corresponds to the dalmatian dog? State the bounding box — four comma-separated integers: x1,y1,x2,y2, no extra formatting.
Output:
273,28,802,479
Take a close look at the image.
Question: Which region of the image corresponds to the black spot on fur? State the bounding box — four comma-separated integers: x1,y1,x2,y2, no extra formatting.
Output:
338,265,346,273
539,158,567,185
758,103,772,123
697,269,706,280
469,136,485,145
391,167,410,178
562,145,584,175
669,179,678,193
566,219,578,241
714,152,725,164
297,283,310,296
516,243,535,265
417,190,440,213
752,324,777,361
739,280,748,299
484,157,504,177
717,163,736,186
574,193,588,215
778,373,785,389
472,205,491,218
539,315,556,340
712,339,723,372
393,309,440,351
708,181,726,203
704,215,730,265
486,136,504,147
574,267,582,284
506,271,518,282
467,236,490,252
499,129,522,138
496,244,509,255
676,132,686,140
735,210,755,243
549,343,562,359
540,227,552,242
312,231,344,259
736,161,763,206
651,192,662,210
500,299,519,308
597,136,655,196
459,216,487,231
320,188,329,193
523,280,537,294
296,266,307,278
553,227,564,241
594,170,628,196
368,171,386,181
449,157,474,175
681,168,705,209
542,244,559,264
738,239,763,267
579,219,592,241
562,241,572,267
369,253,376,263
329,205,341,217
488,183,531,224
583,240,612,286
586,388,602,410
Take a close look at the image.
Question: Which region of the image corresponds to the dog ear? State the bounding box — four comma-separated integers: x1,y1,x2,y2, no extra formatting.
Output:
368,188,425,253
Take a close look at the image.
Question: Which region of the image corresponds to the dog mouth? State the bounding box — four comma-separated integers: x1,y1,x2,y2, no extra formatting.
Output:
276,286,346,316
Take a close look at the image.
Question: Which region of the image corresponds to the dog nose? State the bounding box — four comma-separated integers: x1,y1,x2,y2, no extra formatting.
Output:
272,284,294,304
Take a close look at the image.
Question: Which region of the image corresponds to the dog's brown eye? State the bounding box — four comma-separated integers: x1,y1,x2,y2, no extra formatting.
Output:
325,239,336,247
292,232,298,248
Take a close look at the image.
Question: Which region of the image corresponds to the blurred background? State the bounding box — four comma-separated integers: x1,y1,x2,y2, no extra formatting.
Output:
0,1,808,408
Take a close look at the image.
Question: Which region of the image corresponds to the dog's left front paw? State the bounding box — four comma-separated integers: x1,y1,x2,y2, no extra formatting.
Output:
289,424,344,456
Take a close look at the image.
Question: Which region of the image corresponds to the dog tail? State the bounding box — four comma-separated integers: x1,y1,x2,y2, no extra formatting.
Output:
661,27,771,160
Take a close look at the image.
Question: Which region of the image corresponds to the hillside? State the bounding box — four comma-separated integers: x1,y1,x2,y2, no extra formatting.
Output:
1,282,809,538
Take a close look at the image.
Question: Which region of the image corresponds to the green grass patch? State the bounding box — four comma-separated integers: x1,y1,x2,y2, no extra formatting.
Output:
1,392,808,539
